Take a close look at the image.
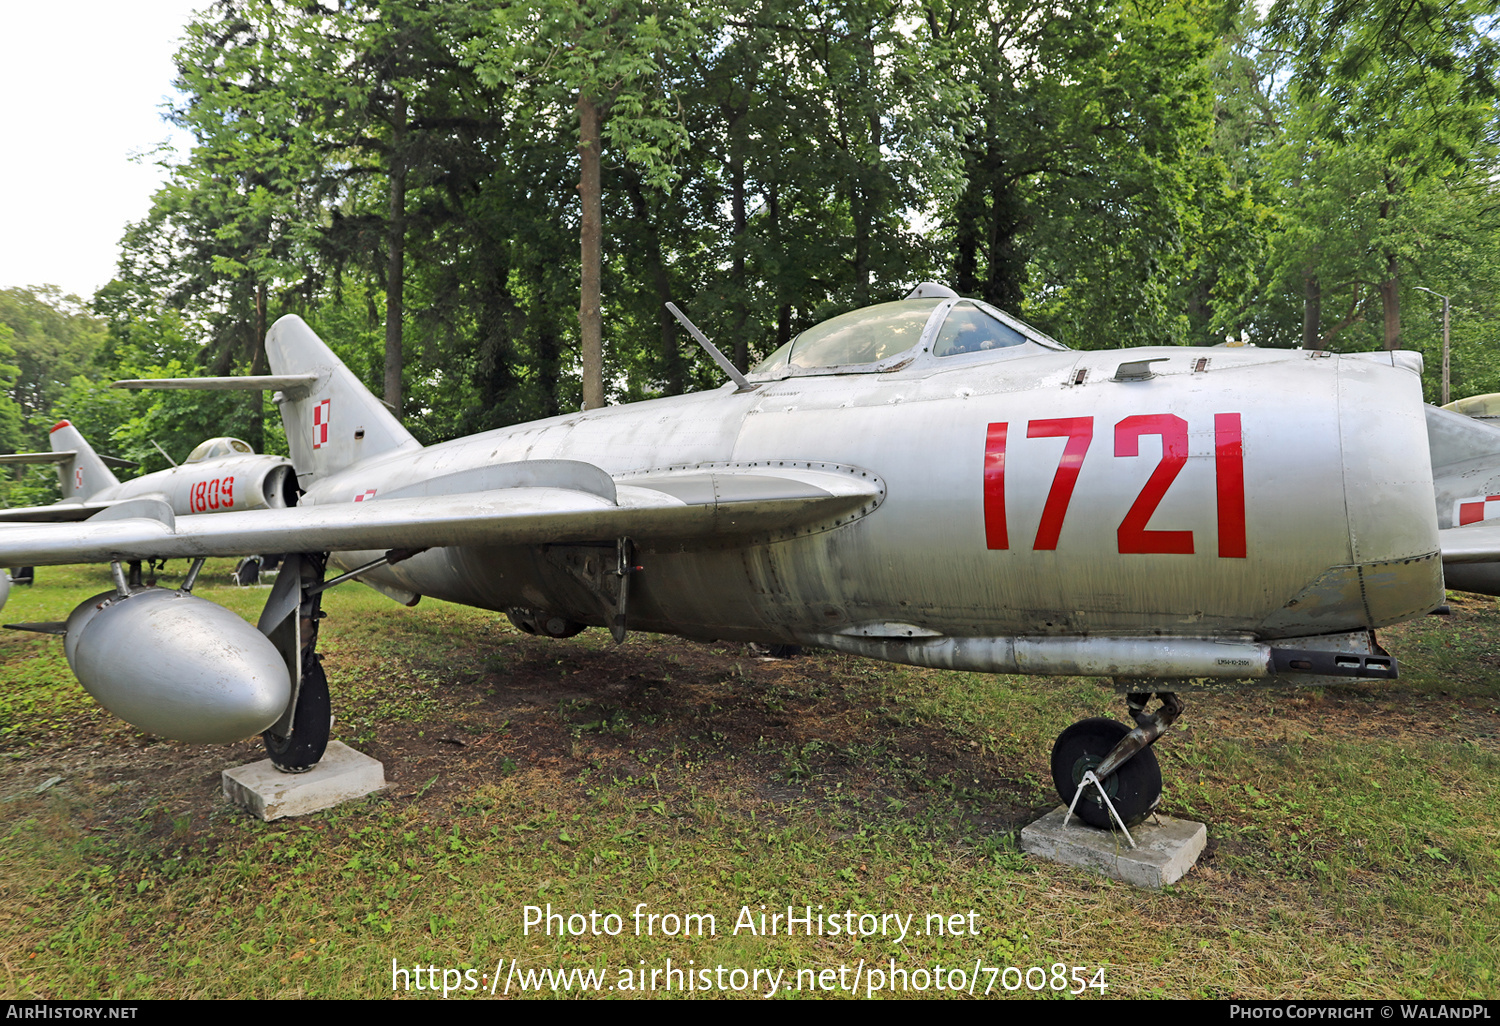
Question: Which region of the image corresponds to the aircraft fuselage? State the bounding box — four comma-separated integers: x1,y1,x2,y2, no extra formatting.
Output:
313,344,1441,653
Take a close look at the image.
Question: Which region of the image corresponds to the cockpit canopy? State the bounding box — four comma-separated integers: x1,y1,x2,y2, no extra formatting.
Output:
748,297,1065,379
184,437,255,464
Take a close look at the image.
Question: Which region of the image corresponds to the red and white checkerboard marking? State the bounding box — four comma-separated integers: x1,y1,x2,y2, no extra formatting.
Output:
313,399,330,449
1454,494,1500,526
353,489,377,502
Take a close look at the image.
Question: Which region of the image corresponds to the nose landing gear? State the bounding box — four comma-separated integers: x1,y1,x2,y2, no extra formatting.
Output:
1050,692,1181,830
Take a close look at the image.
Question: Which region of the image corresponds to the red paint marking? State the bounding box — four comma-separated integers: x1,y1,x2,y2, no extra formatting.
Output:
1460,501,1486,526
50,420,70,433
313,399,330,449
190,476,237,512
1028,417,1094,550
1115,414,1194,554
1487,495,1500,502
1214,413,1247,558
983,423,1008,549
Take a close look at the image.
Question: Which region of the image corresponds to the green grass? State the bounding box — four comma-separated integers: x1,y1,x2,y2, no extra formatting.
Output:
0,564,1497,998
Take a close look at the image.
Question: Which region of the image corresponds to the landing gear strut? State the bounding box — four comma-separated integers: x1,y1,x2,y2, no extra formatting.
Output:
1050,691,1181,830
259,553,331,772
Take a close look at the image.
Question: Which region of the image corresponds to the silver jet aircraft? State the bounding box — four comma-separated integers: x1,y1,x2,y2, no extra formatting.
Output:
0,285,1462,827
0,422,297,523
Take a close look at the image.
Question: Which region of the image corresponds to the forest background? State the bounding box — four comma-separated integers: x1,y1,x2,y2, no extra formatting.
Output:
0,0,1496,505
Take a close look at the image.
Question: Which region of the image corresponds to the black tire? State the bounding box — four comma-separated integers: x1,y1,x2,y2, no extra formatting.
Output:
1050,717,1162,829
767,644,802,658
235,558,261,586
263,658,330,772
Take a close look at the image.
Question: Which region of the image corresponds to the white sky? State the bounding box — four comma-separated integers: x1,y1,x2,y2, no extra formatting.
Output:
0,0,205,301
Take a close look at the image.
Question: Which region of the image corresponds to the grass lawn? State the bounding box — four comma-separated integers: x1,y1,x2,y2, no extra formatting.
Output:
1,562,1496,999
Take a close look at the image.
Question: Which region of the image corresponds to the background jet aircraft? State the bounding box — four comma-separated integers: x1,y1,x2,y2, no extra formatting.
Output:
0,286,1459,828
0,421,297,524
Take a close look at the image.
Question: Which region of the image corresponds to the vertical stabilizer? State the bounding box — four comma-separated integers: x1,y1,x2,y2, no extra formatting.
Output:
49,421,119,500
265,315,422,490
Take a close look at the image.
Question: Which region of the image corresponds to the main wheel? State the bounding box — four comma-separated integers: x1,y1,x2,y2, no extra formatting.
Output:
1050,717,1162,829
263,657,330,773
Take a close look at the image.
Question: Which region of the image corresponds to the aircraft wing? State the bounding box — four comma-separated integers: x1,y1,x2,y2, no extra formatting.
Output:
0,501,121,524
1438,523,1500,565
0,464,882,566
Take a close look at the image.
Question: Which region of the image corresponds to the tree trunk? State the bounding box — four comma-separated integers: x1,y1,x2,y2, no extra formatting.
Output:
385,96,407,414
984,168,1026,311
1302,272,1321,350
1379,174,1400,351
251,281,268,451
1381,252,1400,351
730,149,748,370
578,93,605,410
623,172,682,394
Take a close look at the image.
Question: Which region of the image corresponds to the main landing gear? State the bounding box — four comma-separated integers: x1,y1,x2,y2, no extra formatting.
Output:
1050,691,1182,830
258,553,331,772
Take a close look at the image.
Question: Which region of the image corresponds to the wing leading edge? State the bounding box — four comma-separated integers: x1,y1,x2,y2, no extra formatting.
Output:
0,463,884,567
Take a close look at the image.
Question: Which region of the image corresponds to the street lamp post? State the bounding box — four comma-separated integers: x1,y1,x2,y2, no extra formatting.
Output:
1416,286,1452,405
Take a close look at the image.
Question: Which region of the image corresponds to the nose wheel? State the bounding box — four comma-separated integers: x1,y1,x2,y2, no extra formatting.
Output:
1050,718,1162,828
1050,689,1181,830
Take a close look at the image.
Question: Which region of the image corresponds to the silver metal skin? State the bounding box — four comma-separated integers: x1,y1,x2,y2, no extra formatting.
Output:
1423,403,1500,594
63,587,290,743
0,421,297,524
0,297,1455,750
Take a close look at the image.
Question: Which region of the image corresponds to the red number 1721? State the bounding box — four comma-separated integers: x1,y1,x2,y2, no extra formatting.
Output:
983,413,1246,557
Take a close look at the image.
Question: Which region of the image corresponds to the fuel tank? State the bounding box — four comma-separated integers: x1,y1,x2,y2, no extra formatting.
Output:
65,588,290,743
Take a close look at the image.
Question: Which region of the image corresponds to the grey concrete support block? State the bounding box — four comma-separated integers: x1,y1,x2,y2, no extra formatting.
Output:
222,741,386,821
1020,806,1207,889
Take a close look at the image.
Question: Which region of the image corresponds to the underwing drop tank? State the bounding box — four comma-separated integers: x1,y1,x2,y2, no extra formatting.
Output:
65,588,289,743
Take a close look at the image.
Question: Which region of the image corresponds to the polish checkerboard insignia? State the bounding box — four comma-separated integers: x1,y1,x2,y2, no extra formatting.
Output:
1454,494,1500,526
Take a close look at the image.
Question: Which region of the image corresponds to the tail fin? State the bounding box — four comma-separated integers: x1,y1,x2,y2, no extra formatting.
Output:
49,421,119,500
265,315,422,489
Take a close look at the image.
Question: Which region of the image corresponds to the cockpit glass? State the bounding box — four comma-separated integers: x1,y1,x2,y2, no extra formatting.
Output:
933,302,1028,356
184,437,253,464
751,300,941,374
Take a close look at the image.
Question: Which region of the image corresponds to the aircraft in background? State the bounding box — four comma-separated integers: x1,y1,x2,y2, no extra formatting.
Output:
0,422,297,524
0,283,1483,829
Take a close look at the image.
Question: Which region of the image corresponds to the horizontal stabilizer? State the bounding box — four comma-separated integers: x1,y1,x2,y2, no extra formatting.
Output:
114,374,320,394
1438,523,1500,564
0,451,74,465
0,464,882,567
0,450,136,469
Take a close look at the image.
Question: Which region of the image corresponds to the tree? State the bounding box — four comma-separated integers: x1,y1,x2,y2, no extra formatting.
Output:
1264,0,1500,350
0,286,105,427
472,1,700,408
925,0,1264,348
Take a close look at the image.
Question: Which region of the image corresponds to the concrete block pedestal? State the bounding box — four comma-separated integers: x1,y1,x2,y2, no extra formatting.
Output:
222,741,386,820
1020,806,1207,888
